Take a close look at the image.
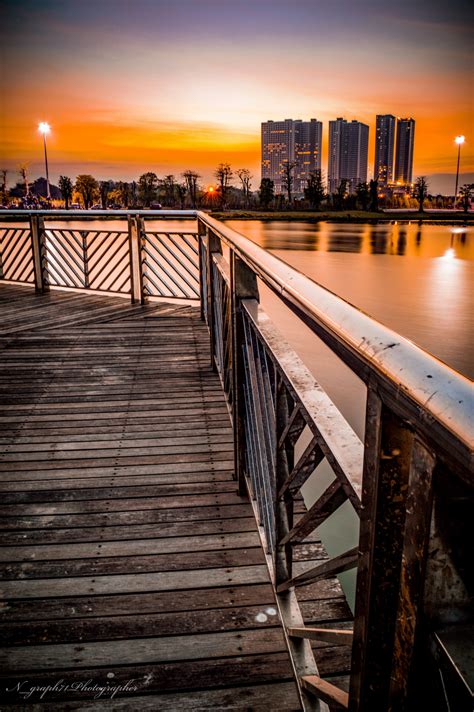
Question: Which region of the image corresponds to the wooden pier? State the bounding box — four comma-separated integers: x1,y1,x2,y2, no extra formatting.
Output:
0,284,352,710
0,210,471,711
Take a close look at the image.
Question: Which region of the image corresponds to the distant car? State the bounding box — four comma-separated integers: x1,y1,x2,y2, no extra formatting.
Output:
91,204,102,210
150,203,162,210
70,203,81,209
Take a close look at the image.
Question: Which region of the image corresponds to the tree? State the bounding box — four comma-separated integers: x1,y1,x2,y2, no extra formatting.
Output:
458,184,473,213
176,182,187,210
355,182,370,211
258,178,274,209
369,179,379,212
161,175,177,206
333,179,348,210
236,168,252,207
282,160,297,206
304,170,325,210
1,169,8,204
18,164,29,197
414,176,429,213
214,163,233,209
99,180,112,209
182,170,200,208
115,181,131,208
137,172,159,208
75,174,99,209
58,176,73,209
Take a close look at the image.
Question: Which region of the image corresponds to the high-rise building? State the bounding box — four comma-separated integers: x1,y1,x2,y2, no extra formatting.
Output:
261,119,322,194
374,114,396,186
328,118,369,193
394,118,415,185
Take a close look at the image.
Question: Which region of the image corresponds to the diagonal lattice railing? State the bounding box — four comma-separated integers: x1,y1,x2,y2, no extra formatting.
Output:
0,227,35,284
142,230,200,299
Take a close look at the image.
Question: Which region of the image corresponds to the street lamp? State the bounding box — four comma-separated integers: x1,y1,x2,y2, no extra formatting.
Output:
454,135,465,204
38,122,51,200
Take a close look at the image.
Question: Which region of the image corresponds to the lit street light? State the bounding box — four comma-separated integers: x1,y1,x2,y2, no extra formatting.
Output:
38,122,51,200
454,135,465,205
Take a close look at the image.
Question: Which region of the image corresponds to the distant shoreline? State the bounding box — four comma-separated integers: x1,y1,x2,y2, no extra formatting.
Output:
215,210,473,224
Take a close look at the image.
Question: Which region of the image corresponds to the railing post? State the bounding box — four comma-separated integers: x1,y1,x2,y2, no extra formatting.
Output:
207,228,223,372
274,381,294,585
350,384,436,711
128,215,144,304
81,230,89,288
231,251,259,496
30,215,49,292
197,217,207,322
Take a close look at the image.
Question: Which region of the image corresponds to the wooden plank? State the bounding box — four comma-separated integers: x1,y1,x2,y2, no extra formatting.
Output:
301,675,349,709
1,628,288,671
2,665,298,707
288,627,353,645
0,564,271,598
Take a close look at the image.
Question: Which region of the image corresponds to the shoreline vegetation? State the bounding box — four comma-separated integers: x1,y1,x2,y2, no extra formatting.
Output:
215,209,473,223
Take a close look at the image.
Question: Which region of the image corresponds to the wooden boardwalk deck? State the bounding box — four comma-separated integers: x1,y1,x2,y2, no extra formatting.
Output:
0,284,352,710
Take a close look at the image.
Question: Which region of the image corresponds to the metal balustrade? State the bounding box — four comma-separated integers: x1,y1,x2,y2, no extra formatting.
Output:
0,208,472,712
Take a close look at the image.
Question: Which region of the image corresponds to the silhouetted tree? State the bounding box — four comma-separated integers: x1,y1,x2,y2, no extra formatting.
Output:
182,170,200,208
161,175,177,206
1,169,7,204
355,182,370,211
236,168,252,207
333,179,348,210
258,178,274,209
414,176,429,213
282,160,297,206
458,184,473,213
176,183,187,210
99,180,113,209
304,170,325,210
369,179,379,212
75,174,99,209
138,172,159,207
115,181,131,208
214,163,233,209
58,176,73,209
19,164,29,197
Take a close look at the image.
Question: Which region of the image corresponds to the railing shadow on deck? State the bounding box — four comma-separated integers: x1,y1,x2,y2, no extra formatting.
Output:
1,209,472,712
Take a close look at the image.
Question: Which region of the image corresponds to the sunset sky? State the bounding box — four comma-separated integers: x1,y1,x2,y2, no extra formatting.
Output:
1,0,473,192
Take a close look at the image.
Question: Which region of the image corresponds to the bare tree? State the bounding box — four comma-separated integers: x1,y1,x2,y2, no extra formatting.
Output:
236,168,252,207
182,170,200,208
414,176,429,213
19,164,29,197
214,163,233,209
282,160,297,206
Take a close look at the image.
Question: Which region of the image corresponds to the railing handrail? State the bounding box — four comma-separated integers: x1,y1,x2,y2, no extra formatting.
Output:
197,212,473,464
1,208,471,461
0,209,197,217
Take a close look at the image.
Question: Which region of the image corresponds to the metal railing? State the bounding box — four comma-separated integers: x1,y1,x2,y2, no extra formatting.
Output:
1,209,472,711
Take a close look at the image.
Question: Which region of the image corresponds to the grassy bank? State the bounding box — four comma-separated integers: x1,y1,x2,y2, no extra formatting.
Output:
212,209,473,224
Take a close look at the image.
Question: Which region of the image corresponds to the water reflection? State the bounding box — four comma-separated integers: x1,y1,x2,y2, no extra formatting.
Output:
225,220,474,260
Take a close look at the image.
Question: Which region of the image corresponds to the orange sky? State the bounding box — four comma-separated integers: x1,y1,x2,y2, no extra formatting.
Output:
1,1,473,190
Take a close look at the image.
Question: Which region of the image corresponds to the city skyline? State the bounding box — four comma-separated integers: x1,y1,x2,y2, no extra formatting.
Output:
1,0,472,194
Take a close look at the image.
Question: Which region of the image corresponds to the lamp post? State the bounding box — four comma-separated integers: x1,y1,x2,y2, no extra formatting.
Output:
454,135,465,205
38,122,51,200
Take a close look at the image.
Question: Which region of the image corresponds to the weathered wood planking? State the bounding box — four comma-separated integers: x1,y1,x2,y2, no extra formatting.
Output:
0,284,352,709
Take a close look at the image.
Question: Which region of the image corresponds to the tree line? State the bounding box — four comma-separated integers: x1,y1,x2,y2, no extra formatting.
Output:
1,164,472,213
